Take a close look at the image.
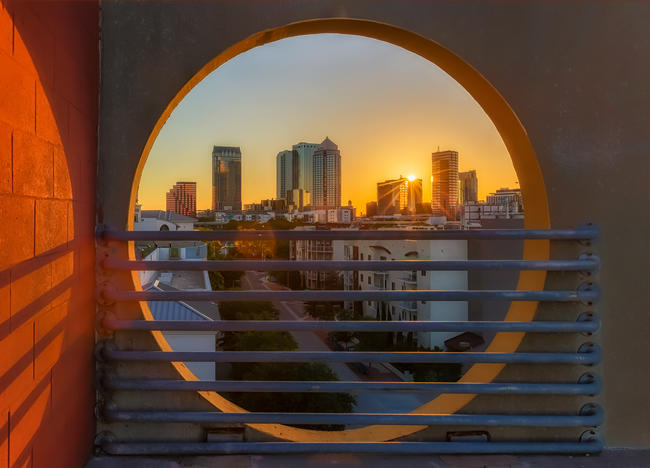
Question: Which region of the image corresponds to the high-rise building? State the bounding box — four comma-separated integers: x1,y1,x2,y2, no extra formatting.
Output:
166,181,197,217
377,178,408,215
287,188,311,210
212,146,242,211
293,142,319,193
312,137,341,209
407,177,423,213
366,201,378,217
431,150,459,220
276,150,299,199
377,176,423,215
459,170,478,204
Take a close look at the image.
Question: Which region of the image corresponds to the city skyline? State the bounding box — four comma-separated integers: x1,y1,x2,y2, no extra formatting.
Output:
138,34,518,210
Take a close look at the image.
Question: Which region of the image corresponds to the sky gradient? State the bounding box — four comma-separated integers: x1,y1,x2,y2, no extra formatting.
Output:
138,34,518,212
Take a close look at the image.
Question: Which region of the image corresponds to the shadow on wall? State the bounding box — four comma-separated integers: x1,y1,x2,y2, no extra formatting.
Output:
0,1,98,467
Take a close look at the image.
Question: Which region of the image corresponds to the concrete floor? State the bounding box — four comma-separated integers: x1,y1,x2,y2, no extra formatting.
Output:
86,450,650,468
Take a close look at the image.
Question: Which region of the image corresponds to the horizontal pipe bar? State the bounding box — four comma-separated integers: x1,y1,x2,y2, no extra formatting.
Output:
100,227,599,241
102,377,602,395
102,258,600,272
102,347,601,365
102,288,600,303
104,409,603,427
101,440,603,455
103,318,601,333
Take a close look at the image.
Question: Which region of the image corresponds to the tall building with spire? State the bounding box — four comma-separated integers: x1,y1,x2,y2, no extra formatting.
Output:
431,150,459,220
212,146,242,211
166,181,196,217
312,137,341,209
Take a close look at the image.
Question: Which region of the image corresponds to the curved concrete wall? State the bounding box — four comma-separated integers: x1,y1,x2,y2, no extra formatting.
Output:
98,1,650,447
0,1,99,466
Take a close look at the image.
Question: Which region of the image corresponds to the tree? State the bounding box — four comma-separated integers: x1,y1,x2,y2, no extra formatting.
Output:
228,362,356,430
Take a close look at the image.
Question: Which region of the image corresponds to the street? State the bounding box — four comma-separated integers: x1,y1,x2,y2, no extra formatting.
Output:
241,271,432,414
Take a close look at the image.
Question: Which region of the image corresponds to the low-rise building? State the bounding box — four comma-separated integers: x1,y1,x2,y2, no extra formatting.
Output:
336,229,468,350
135,209,197,231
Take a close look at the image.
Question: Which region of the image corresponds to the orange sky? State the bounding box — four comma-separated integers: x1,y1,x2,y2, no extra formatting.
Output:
138,34,518,212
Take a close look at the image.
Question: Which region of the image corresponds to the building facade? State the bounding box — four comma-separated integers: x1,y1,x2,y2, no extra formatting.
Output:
377,177,408,215
293,141,319,193
312,137,341,210
276,149,299,199
486,187,523,213
459,170,478,204
432,150,459,220
166,181,197,217
212,146,242,211
337,232,468,349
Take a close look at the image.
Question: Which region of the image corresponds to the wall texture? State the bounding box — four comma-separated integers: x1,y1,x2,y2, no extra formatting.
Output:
0,1,98,467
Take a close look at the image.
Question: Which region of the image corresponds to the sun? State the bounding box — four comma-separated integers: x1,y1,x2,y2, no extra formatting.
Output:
407,174,416,181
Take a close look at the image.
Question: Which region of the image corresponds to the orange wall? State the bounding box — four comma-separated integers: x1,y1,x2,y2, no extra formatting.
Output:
0,1,98,467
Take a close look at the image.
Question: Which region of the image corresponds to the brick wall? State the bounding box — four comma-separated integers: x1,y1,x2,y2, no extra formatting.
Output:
0,1,98,467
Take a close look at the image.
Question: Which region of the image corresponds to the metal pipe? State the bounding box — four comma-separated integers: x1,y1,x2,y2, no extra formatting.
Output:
101,440,603,455
100,227,599,241
104,408,604,427
103,318,601,333
102,377,602,395
102,257,600,272
102,288,600,303
102,347,601,365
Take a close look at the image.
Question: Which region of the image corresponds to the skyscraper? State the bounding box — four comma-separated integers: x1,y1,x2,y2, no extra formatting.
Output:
407,177,423,213
377,177,408,215
292,142,319,193
377,176,423,215
459,170,478,204
276,149,299,199
312,137,341,209
166,181,197,217
431,150,459,220
212,146,242,211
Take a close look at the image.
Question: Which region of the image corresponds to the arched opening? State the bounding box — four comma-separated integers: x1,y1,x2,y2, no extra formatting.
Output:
128,18,550,442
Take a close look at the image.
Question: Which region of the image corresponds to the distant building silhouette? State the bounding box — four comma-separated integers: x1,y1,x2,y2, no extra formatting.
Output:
366,201,378,217
166,181,196,217
276,149,299,199
212,146,242,211
459,170,478,204
432,150,459,220
377,176,423,215
312,137,341,209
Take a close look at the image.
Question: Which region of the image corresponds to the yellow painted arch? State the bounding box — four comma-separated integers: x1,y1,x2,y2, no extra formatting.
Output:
127,17,550,442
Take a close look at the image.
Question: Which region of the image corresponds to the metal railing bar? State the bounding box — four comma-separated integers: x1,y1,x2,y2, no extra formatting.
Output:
101,440,603,455
103,408,603,427
103,318,601,333
102,288,600,303
100,227,599,241
102,258,600,272
102,347,601,365
102,378,602,395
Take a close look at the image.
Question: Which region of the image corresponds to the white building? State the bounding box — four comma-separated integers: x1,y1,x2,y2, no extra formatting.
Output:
146,281,219,380
335,229,468,350
135,210,197,231
327,205,356,224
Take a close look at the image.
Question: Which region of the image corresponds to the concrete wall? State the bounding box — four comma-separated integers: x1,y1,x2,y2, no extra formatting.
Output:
98,1,650,447
0,1,98,466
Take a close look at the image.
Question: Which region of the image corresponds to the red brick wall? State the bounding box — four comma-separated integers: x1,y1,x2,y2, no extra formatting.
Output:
0,1,98,467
